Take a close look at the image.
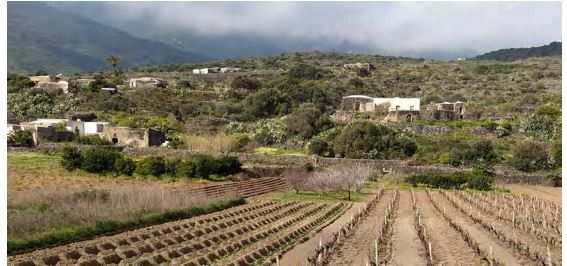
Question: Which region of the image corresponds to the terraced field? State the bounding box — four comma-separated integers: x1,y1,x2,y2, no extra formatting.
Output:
308,189,561,266
9,200,350,266
9,187,561,266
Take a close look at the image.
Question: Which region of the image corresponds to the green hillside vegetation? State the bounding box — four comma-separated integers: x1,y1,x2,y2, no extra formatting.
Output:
7,2,208,73
7,51,561,173
474,42,561,61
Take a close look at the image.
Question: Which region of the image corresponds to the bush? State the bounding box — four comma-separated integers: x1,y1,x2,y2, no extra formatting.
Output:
135,157,167,177
216,156,242,176
61,146,82,171
406,171,494,190
114,157,135,176
308,138,334,157
510,141,549,172
191,154,219,178
80,147,122,173
8,130,34,147
175,160,195,178
448,140,499,167
333,121,417,159
74,135,112,145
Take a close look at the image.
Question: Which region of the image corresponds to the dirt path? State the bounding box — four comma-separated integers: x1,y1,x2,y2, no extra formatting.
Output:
415,192,485,265
389,191,427,266
430,192,527,266
503,184,561,204
326,190,393,266
279,201,362,266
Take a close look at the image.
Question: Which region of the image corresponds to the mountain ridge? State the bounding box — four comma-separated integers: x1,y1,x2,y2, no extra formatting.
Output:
8,2,209,73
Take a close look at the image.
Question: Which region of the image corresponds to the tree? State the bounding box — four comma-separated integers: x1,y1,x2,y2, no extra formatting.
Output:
333,121,416,159
106,55,121,76
288,64,324,80
8,74,35,93
286,104,333,140
510,141,549,172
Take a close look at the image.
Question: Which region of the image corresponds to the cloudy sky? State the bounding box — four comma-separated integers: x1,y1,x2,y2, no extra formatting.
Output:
51,1,561,58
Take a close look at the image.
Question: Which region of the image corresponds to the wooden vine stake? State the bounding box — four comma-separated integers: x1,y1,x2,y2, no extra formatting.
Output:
375,239,379,266
489,246,493,266
546,246,552,266
428,241,432,262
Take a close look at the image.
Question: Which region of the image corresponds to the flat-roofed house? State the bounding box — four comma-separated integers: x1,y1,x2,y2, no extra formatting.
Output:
338,95,420,123
128,77,168,89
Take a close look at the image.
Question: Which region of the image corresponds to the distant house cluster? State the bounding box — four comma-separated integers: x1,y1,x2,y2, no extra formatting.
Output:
192,67,241,75
336,95,466,123
8,113,165,148
29,74,69,93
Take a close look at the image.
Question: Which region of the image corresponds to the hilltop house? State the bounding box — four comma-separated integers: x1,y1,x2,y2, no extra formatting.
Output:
337,95,420,123
425,101,465,120
29,74,69,93
102,127,165,148
128,77,168,89
343,63,375,71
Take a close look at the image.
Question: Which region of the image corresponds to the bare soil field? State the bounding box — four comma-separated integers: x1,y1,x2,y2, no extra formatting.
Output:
502,184,561,204
9,199,350,266
311,189,561,266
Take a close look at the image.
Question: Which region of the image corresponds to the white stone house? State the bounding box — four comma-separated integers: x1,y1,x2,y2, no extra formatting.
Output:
128,77,167,89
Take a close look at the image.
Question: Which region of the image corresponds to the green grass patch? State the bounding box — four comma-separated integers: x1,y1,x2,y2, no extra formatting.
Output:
8,151,61,170
254,147,307,157
7,198,245,255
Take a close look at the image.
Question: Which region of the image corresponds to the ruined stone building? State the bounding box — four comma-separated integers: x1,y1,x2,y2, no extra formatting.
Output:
15,119,74,145
128,77,168,89
29,74,69,93
343,63,375,71
425,101,465,120
337,95,420,123
101,127,166,148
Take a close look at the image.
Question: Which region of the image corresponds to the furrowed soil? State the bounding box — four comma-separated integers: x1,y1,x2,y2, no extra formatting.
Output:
429,191,528,265
389,191,427,266
502,184,561,204
415,192,486,265
326,190,393,266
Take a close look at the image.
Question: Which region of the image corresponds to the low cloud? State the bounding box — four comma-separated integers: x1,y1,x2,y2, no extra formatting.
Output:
51,2,561,56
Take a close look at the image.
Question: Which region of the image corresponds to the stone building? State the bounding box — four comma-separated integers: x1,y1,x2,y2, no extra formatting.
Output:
128,77,168,89
425,101,465,120
101,127,165,148
29,75,69,93
16,119,74,145
343,62,375,71
337,95,420,123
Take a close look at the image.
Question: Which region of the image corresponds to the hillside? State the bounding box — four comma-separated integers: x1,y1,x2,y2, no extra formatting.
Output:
7,2,209,74
474,42,561,61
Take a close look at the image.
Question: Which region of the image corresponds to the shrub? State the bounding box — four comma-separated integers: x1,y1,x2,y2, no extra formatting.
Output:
216,156,242,176
8,130,34,147
175,161,195,178
448,140,499,167
191,154,219,178
114,157,135,176
397,136,418,157
74,135,112,145
61,146,82,171
80,147,122,173
308,138,334,157
135,157,167,177
333,121,416,159
165,159,181,176
510,141,549,172
406,171,494,190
